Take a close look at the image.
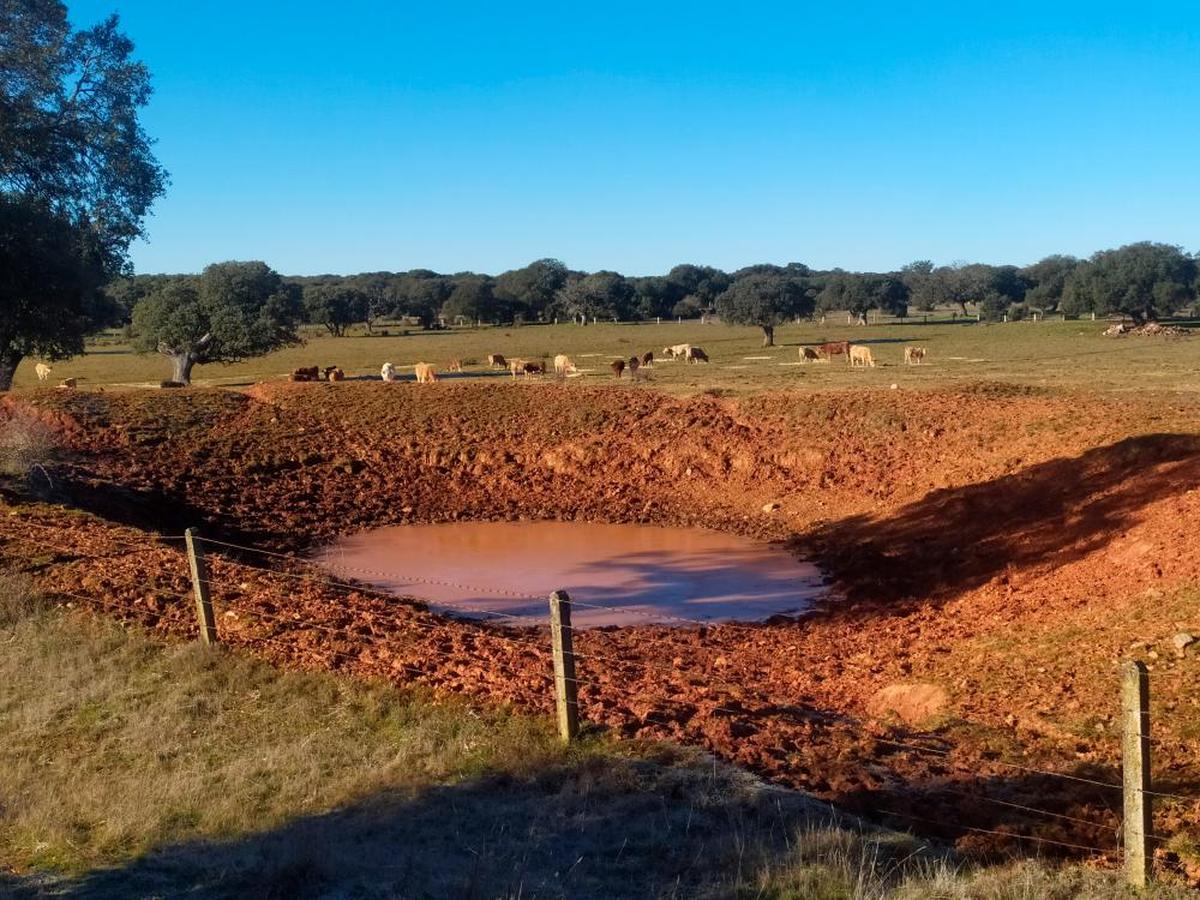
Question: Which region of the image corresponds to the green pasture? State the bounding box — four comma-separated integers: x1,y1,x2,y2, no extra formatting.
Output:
10,316,1200,396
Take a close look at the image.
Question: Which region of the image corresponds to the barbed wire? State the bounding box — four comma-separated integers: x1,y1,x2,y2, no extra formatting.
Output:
196,535,549,602
194,555,550,628
11,530,1198,848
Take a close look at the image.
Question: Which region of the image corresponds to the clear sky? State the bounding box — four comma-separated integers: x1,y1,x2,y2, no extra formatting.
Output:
69,1,1200,276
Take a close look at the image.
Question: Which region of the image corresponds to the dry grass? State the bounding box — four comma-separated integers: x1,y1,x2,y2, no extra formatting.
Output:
748,827,1192,898
0,414,57,486
0,579,1193,898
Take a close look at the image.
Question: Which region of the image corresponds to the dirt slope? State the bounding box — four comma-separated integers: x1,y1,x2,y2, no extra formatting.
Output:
3,382,1199,872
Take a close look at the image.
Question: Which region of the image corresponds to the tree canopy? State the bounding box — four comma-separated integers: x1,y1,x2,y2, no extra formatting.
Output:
0,1,166,389
1061,243,1197,323
494,259,568,322
131,261,302,384
555,271,635,323
0,195,116,386
302,283,368,336
715,272,812,345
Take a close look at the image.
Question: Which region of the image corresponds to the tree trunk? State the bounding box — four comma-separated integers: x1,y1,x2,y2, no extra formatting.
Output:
761,325,775,347
0,352,21,392
169,353,196,385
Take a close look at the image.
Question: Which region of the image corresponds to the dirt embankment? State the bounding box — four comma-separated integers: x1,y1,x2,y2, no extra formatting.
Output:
3,382,1200,870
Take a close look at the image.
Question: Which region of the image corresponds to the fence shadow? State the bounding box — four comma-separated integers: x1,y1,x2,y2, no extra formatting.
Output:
799,433,1200,613
6,752,1179,898
1,763,846,899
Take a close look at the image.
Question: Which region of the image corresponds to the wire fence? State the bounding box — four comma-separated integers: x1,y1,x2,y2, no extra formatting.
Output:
3,522,1197,882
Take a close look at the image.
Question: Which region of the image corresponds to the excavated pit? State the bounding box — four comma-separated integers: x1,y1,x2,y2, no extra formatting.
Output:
3,381,1200,874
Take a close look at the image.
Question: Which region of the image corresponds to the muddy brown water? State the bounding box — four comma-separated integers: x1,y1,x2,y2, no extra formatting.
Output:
314,522,826,627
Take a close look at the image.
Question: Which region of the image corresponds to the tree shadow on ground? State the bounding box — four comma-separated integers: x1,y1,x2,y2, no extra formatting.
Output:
1,756,858,900
797,433,1200,614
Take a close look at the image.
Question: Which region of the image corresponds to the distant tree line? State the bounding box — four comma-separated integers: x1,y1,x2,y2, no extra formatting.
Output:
108,242,1200,351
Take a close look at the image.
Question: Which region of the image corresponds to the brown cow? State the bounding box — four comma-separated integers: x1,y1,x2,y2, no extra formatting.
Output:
57,378,77,389
290,366,320,382
610,359,626,378
628,355,641,378
799,346,821,363
686,346,709,363
414,362,438,383
322,365,340,380
446,359,464,372
488,354,508,369
903,346,927,365
818,341,851,363
327,367,345,382
641,350,654,367
522,360,546,376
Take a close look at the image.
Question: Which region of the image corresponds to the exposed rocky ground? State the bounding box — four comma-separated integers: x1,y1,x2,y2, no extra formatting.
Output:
3,382,1199,877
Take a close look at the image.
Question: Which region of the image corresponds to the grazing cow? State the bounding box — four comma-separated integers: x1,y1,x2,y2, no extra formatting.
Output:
610,359,626,378
663,343,691,360
641,350,654,368
849,345,876,368
35,363,52,382
553,354,577,377
799,346,821,363
322,365,341,380
903,346,927,365
446,359,463,373
686,346,710,364
509,358,545,378
327,367,345,382
57,378,77,389
414,363,438,383
381,362,397,382
488,354,508,369
628,355,641,378
290,366,319,382
818,341,851,363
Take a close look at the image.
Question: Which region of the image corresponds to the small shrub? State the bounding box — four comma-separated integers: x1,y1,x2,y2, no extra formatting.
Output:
0,413,58,482
0,574,44,627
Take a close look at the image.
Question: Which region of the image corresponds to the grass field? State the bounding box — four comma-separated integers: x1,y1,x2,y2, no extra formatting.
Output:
10,315,1200,395
1,576,1190,898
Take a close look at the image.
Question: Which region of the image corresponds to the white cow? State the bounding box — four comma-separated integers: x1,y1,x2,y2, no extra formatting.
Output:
35,363,52,382
849,345,876,368
381,362,397,382
663,343,691,360
553,354,577,377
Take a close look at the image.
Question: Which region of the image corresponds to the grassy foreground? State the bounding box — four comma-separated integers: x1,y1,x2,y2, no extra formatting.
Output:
0,576,1190,899
10,315,1200,396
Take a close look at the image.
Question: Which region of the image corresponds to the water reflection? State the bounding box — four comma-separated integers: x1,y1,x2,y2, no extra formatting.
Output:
314,522,825,627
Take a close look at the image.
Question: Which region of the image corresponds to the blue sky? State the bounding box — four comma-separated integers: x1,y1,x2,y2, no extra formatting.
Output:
70,1,1200,276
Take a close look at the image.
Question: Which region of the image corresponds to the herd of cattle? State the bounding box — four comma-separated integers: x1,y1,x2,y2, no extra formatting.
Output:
285,341,928,384
291,342,718,385
799,341,927,368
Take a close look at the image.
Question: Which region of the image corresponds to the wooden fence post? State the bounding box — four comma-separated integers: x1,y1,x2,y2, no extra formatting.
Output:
549,590,579,743
185,528,218,645
1123,660,1152,888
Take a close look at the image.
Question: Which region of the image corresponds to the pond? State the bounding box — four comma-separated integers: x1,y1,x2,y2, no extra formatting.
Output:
313,521,826,627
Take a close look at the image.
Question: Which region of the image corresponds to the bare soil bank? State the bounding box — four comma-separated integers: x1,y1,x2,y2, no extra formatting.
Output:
4,382,1199,872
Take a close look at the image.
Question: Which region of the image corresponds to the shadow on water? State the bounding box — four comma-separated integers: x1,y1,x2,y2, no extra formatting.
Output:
799,433,1200,616
322,536,826,627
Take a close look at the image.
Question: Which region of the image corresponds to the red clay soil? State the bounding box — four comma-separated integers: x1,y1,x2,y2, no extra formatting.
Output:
3,382,1200,875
